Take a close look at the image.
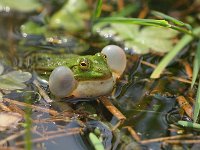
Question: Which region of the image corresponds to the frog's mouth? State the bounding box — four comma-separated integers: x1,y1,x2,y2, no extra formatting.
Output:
71,76,115,98
73,71,112,81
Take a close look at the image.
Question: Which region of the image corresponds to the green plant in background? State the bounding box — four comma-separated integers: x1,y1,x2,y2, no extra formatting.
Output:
93,0,200,127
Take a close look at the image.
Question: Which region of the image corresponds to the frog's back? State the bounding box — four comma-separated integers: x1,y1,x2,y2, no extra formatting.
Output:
29,53,79,72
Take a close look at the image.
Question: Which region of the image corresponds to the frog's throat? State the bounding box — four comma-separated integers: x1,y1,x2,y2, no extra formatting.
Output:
71,76,115,98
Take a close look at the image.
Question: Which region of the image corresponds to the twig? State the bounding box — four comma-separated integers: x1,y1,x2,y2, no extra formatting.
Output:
99,96,126,130
44,127,82,136
3,98,58,116
182,61,193,79
16,130,81,146
123,126,141,142
170,76,194,85
33,80,53,103
117,0,124,11
8,104,25,116
165,139,200,144
176,96,193,118
0,147,24,150
0,130,25,146
0,103,11,111
140,134,193,144
141,60,196,85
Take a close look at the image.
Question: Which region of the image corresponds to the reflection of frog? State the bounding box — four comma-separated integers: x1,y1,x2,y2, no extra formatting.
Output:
30,45,127,98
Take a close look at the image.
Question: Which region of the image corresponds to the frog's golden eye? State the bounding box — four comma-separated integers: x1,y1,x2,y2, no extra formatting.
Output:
102,53,107,60
79,58,90,70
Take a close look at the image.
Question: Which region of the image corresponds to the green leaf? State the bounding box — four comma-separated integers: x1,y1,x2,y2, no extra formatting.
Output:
0,71,32,90
93,0,103,19
49,0,89,32
150,27,200,78
0,0,42,12
191,40,200,88
21,21,46,35
94,23,178,54
89,132,104,150
193,79,200,122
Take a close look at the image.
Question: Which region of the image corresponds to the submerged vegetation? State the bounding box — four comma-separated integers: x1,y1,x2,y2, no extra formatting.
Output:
0,0,200,149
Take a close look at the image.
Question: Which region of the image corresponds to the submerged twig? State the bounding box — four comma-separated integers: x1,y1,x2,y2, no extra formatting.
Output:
33,80,53,103
16,129,81,146
3,98,58,116
140,134,193,144
99,96,126,130
123,126,141,142
0,130,25,146
165,139,200,144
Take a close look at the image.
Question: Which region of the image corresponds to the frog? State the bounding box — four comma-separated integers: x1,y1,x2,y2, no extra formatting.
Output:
29,45,127,98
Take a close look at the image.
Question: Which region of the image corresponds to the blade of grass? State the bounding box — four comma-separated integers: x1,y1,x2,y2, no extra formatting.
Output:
95,17,171,27
113,4,140,17
95,17,194,36
150,27,200,78
151,10,192,30
191,40,200,88
193,79,200,122
178,120,200,129
93,0,103,19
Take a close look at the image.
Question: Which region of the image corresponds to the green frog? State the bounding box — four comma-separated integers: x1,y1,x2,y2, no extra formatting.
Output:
29,45,127,98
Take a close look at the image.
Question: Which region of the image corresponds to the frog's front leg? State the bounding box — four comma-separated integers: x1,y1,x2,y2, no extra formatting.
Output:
49,66,77,98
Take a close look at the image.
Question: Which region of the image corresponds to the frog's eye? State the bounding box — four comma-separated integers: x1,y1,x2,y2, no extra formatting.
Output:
79,58,90,70
101,45,127,77
49,66,76,98
102,53,107,60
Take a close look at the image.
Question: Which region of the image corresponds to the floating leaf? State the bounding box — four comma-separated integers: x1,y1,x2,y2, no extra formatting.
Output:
0,71,32,90
0,112,22,131
94,23,178,54
0,0,42,12
49,0,89,32
21,21,47,35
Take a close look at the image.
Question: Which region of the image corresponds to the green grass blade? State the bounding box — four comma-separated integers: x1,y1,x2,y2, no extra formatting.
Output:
113,4,139,17
191,40,200,88
93,0,103,19
178,120,200,129
151,10,192,30
96,17,171,27
151,27,200,78
193,79,200,122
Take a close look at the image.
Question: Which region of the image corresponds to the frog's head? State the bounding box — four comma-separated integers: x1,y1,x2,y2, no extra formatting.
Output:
72,53,112,81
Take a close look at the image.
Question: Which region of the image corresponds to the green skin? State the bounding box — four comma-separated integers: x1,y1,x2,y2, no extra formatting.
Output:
30,53,113,81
